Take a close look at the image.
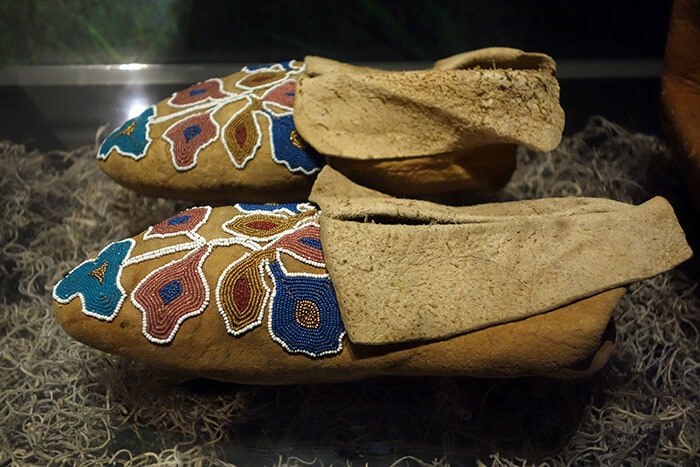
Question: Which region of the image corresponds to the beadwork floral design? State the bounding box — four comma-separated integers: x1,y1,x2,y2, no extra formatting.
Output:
97,107,155,160
216,252,271,335
162,112,220,170
54,203,346,357
266,113,322,174
98,61,325,176
215,211,332,348
144,206,212,240
269,224,326,267
131,246,212,344
167,78,230,107
242,61,295,72
266,259,345,357
222,210,313,242
53,239,135,321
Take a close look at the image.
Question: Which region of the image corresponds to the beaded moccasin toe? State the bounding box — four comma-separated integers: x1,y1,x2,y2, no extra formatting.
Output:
294,47,565,197
97,60,325,203
52,168,692,384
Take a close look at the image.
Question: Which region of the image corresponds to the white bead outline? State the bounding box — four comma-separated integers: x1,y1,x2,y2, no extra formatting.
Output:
214,251,271,336
131,244,213,345
264,253,345,358
52,238,136,322
143,206,213,240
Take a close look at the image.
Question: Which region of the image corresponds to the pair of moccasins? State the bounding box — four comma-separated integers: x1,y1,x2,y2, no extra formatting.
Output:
53,48,692,385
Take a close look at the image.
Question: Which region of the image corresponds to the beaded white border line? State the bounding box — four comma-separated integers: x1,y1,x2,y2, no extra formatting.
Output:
269,223,327,269
125,234,261,268
122,240,202,267
143,206,213,240
52,238,136,322
97,105,157,161
207,236,261,252
234,202,315,217
215,252,271,336
162,110,222,172
221,209,318,247
234,62,304,92
131,244,213,345
166,78,233,109
263,256,346,358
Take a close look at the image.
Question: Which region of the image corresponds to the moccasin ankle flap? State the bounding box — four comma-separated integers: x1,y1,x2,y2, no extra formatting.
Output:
294,47,565,196
310,167,692,346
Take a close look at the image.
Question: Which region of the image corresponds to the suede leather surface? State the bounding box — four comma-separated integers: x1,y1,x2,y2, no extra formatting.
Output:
295,48,564,159
294,48,564,196
311,168,693,345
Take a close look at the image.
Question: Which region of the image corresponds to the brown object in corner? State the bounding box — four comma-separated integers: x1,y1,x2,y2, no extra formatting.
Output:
661,0,700,207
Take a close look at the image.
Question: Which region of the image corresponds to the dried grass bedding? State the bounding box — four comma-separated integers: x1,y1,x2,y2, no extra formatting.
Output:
1,116,698,465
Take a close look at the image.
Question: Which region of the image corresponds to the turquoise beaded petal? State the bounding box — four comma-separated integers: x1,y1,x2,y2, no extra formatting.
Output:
97,107,155,160
53,239,135,321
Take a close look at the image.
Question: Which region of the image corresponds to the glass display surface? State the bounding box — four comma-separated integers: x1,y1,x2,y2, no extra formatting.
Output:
1,0,669,65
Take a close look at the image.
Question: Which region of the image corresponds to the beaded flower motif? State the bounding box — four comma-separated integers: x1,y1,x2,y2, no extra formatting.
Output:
97,107,155,160
97,61,324,176
53,203,345,357
53,239,135,321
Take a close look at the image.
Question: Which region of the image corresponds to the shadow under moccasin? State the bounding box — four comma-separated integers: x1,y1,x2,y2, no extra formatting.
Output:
294,47,565,197
327,143,518,197
52,169,692,384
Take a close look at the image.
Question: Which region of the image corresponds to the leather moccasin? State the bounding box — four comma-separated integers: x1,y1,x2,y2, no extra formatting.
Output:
97,48,565,203
52,168,691,384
